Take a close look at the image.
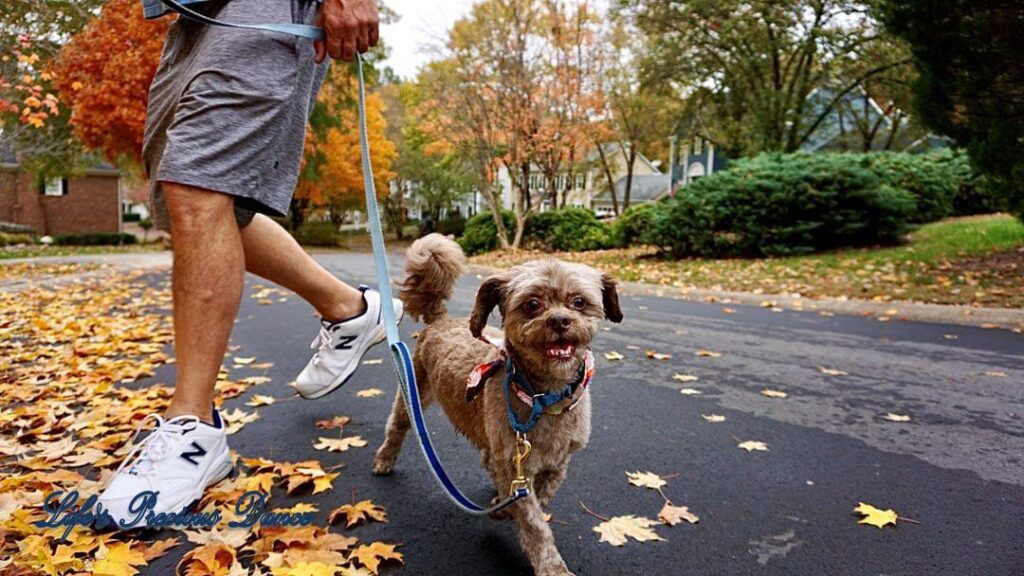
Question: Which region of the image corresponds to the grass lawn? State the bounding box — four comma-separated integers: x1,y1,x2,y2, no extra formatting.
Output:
471,214,1024,308
0,242,166,261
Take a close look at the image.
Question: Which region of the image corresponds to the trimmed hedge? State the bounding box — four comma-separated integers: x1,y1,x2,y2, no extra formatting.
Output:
293,221,344,247
525,207,616,252
613,203,662,246
460,210,515,255
54,233,137,246
649,153,917,257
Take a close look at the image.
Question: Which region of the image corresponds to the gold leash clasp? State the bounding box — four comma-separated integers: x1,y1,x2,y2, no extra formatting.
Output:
509,432,532,496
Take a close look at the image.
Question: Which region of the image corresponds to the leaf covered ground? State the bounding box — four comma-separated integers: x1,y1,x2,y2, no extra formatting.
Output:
472,215,1024,308
0,271,403,576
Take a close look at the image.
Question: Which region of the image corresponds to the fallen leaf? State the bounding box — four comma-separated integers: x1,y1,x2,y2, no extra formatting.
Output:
672,374,699,383
593,515,666,547
349,542,403,574
626,471,666,490
313,436,367,452
983,371,1007,378
679,388,702,396
356,388,383,398
328,499,387,528
883,413,911,422
222,408,259,435
695,350,722,358
246,394,276,407
604,351,624,361
232,357,255,366
701,414,725,423
316,416,351,430
645,350,672,360
854,502,899,529
761,389,788,398
362,359,383,365
658,502,699,525
817,366,848,376
737,440,769,452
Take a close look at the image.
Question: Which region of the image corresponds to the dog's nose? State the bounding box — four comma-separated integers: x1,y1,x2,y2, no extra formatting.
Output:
547,313,572,331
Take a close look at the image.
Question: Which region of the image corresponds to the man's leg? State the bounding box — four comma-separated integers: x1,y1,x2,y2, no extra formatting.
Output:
163,182,245,423
240,213,364,322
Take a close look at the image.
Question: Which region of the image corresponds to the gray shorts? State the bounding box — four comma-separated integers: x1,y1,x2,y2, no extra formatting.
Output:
143,0,328,231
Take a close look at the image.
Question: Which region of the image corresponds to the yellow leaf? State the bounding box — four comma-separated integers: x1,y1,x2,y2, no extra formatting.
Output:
350,542,403,574
312,472,340,495
272,562,340,576
356,388,383,398
695,350,722,357
737,440,769,452
818,366,848,376
626,471,666,490
362,358,383,365
761,389,788,398
983,371,1007,378
883,413,911,422
672,373,699,382
658,502,699,525
246,394,276,407
593,515,665,547
313,436,367,452
679,388,702,396
232,357,256,365
604,351,624,361
645,350,672,360
701,414,725,423
854,502,899,529
327,499,388,528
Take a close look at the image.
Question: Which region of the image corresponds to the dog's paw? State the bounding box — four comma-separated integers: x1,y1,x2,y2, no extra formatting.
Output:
372,456,395,476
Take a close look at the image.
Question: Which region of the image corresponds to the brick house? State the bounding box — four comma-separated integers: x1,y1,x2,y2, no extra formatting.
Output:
0,145,122,236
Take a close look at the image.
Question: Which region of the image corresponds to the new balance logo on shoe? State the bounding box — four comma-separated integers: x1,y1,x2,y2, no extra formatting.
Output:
180,441,207,466
334,335,358,350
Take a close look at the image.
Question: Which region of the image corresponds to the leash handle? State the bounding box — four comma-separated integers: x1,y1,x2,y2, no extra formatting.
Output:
160,0,326,39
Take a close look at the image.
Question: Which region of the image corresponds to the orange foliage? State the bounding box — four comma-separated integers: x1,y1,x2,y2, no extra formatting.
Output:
51,0,167,165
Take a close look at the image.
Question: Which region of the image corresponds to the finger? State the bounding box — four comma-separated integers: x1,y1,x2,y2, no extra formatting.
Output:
315,40,325,63
328,29,344,60
356,26,369,54
368,22,379,47
341,34,356,61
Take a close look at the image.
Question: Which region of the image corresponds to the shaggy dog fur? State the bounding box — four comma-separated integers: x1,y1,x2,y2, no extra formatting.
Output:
372,233,622,576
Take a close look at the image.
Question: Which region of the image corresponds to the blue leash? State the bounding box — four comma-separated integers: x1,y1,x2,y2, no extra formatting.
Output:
159,0,529,515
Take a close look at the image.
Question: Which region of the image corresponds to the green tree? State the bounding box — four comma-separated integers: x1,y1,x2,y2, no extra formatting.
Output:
881,0,1024,219
627,0,913,156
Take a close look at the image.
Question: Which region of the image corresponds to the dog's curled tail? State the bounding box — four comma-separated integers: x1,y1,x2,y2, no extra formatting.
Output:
399,233,467,324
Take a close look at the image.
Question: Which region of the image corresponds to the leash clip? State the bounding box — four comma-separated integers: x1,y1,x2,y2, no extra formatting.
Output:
509,432,532,496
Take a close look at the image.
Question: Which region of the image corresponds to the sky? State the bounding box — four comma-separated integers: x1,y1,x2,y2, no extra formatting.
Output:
379,0,478,80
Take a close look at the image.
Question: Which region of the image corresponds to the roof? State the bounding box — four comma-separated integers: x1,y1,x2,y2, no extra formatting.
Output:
593,173,669,204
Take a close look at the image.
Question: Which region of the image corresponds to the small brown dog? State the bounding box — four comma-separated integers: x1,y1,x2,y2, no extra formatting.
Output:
372,233,622,576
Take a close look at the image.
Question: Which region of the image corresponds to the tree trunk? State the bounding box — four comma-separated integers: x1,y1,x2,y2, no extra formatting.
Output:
596,144,619,216
623,145,637,212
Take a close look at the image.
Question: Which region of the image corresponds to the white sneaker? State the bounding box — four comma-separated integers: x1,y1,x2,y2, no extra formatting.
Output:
97,410,232,529
295,286,403,399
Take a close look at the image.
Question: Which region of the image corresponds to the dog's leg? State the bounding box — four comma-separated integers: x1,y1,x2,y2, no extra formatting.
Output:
373,389,415,475
534,457,570,509
510,494,575,576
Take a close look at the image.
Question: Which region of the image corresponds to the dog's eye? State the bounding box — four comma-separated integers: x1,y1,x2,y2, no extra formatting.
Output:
524,298,542,314
571,297,586,310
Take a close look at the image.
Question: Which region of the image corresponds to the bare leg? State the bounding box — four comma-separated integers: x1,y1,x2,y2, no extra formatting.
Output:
240,213,363,321
163,183,245,423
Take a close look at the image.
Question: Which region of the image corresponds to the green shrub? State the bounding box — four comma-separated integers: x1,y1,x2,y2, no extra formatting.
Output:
420,213,467,237
943,151,1009,216
0,232,34,247
525,207,615,251
54,233,137,246
459,210,515,255
865,151,959,223
293,221,344,247
650,153,917,258
122,212,142,223
615,203,663,247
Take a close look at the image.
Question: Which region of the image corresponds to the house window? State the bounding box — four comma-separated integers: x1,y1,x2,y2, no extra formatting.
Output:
693,138,703,155
42,177,67,197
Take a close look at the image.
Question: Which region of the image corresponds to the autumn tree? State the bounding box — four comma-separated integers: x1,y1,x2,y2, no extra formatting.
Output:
626,0,914,157
51,0,167,165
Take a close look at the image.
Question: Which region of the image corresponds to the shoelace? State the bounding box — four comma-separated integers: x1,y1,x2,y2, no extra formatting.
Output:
114,413,199,477
309,323,335,366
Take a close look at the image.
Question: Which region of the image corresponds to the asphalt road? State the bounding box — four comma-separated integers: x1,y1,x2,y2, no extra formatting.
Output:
135,251,1023,576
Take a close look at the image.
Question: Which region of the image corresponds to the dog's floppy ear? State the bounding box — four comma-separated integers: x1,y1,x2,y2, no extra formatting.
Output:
470,274,508,338
601,273,623,323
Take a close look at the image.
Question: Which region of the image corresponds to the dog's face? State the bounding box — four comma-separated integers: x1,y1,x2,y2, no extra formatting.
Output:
470,259,623,385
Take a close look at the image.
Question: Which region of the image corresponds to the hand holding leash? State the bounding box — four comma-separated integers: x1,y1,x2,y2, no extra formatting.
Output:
315,0,380,63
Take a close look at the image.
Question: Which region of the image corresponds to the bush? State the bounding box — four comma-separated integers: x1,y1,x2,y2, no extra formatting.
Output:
614,203,663,247
0,232,34,247
525,207,616,252
865,151,960,223
54,233,137,246
459,210,515,255
942,151,1009,216
419,213,467,237
122,212,142,223
293,221,344,247
649,153,917,258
